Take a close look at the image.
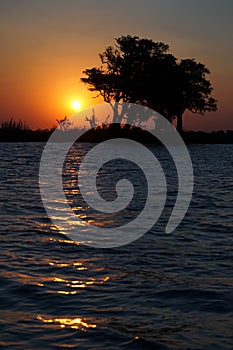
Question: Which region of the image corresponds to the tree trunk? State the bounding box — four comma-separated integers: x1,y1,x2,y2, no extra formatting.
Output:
176,113,183,134
112,102,120,123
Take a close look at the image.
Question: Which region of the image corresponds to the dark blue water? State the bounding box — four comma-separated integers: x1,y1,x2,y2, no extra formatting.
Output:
0,143,233,349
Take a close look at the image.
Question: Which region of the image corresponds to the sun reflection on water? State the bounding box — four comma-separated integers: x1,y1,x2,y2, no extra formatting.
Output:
53,275,110,294
48,237,82,245
37,315,97,330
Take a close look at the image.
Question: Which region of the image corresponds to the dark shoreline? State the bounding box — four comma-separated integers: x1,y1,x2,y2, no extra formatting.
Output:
0,125,233,144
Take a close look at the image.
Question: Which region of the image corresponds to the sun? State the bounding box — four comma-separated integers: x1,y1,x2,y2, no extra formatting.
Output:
71,100,81,110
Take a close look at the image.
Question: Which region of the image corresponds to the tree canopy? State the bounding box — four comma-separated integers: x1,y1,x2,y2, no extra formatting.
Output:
81,35,217,133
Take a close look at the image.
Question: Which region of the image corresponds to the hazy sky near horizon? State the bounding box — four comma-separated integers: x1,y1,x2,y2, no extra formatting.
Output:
0,0,233,130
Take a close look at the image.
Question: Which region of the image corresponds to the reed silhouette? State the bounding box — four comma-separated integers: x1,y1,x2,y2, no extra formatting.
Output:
0,118,54,142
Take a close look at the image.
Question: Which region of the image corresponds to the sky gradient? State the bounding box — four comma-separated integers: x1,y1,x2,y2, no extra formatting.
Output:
1,0,233,131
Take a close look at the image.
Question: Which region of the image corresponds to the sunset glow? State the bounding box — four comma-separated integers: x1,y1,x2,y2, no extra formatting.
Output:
0,1,232,131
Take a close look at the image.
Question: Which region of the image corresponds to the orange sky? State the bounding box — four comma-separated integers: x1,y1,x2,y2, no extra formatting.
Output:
0,0,232,131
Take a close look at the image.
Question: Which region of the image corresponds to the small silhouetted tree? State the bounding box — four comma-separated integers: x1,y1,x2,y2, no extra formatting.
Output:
56,116,72,131
85,109,97,128
81,35,217,133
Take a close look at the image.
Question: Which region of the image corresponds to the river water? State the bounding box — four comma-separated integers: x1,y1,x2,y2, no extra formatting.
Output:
0,143,232,349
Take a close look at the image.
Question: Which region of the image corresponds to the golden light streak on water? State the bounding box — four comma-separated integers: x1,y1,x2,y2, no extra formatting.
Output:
37,315,97,330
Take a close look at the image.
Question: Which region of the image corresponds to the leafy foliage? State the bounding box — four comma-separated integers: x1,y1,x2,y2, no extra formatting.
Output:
81,35,217,133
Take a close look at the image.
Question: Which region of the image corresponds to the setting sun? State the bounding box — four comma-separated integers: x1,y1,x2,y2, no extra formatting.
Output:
72,100,81,110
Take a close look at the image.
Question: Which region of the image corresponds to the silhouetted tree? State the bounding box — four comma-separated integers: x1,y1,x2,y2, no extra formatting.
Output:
81,35,217,133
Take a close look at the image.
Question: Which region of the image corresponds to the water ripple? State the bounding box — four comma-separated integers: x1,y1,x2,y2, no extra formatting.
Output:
0,143,232,349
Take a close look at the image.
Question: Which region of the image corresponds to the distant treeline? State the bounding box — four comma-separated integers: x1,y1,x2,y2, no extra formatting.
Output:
182,130,233,144
0,118,233,144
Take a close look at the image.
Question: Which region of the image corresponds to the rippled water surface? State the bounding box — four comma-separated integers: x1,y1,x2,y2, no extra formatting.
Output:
0,143,233,349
